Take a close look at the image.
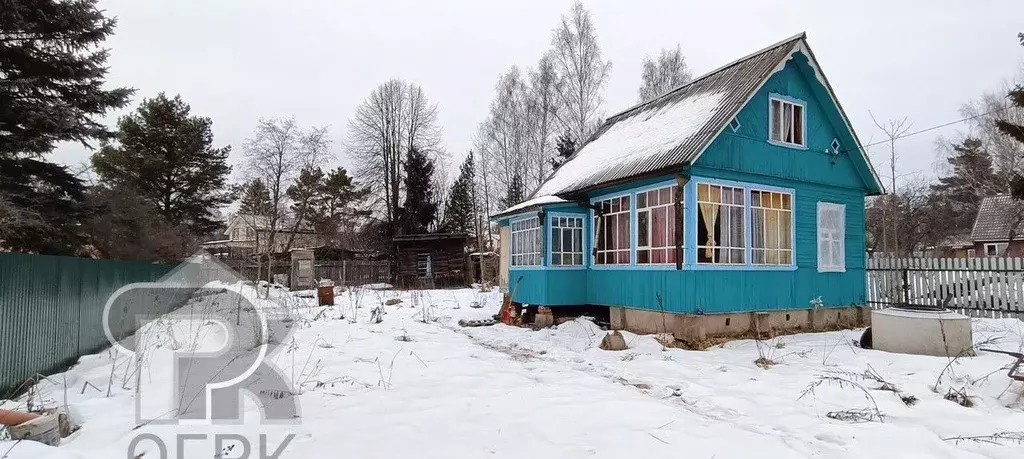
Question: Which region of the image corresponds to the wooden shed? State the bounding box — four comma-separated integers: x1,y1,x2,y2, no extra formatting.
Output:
393,233,469,289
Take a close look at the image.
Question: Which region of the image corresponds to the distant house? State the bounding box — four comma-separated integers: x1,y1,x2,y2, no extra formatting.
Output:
201,214,320,257
932,234,975,258
490,33,883,340
970,195,1024,257
393,233,469,289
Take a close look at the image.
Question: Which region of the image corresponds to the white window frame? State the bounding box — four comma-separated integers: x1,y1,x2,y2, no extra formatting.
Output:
416,253,432,278
750,189,794,266
550,215,584,267
593,195,631,265
696,183,746,265
984,243,1007,257
510,216,542,267
817,202,846,273
636,185,681,265
769,95,806,148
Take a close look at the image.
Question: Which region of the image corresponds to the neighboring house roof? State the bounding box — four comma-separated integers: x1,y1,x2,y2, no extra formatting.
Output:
393,233,469,243
228,214,315,234
518,32,882,207
971,195,1024,242
937,233,972,249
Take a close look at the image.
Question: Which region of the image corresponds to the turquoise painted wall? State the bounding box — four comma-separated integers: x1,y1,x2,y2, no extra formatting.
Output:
500,51,873,314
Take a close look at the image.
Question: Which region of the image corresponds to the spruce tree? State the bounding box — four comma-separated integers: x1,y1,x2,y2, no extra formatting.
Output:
502,172,525,209
931,137,999,232
550,132,577,171
1,0,133,254
399,147,438,234
92,93,232,235
441,152,476,234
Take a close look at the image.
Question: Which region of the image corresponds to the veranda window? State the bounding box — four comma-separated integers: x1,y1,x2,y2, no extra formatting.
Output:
594,195,631,265
511,217,541,266
751,190,793,265
637,186,680,264
550,216,584,266
697,183,745,264
770,97,805,147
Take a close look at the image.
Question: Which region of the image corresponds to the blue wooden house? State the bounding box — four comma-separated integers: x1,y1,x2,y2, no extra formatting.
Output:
491,33,883,340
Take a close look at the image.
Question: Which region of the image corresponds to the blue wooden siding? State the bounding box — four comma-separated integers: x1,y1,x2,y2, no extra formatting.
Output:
698,52,878,193
500,50,871,313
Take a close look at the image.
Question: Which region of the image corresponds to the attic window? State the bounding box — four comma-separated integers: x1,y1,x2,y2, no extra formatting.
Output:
769,96,805,147
729,118,741,132
831,138,841,153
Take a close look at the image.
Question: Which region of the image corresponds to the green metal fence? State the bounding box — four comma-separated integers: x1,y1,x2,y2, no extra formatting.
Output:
0,252,182,396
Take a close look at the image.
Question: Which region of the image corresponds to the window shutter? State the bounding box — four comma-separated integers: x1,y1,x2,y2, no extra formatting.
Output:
817,202,846,273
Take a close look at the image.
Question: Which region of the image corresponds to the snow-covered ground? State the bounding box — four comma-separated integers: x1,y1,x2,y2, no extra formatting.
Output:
2,285,1024,458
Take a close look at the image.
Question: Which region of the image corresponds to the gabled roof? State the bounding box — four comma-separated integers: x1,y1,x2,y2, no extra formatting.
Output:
527,32,883,200
971,195,1024,242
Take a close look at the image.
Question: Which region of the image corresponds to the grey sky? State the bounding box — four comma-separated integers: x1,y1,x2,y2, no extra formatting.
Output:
57,0,1024,189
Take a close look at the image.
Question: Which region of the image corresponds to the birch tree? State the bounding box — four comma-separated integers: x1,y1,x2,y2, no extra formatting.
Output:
242,118,329,292
549,1,612,144
638,45,693,103
525,55,560,190
346,79,443,232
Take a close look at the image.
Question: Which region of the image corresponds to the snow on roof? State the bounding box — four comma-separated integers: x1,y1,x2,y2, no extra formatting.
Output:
528,32,882,197
492,195,568,218
534,91,725,197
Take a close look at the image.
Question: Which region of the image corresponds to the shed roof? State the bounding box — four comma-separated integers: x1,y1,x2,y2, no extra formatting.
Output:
393,233,469,243
521,32,883,203
971,195,1024,242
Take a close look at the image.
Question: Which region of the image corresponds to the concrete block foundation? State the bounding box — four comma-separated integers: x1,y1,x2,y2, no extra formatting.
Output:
609,305,871,344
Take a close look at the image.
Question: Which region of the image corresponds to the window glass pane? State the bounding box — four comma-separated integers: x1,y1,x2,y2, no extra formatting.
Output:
638,211,649,247
771,100,782,141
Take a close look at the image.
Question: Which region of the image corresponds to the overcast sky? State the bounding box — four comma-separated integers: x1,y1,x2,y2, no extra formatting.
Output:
57,0,1024,188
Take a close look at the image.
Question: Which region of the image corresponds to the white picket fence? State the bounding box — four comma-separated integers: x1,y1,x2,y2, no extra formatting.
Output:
866,257,1024,318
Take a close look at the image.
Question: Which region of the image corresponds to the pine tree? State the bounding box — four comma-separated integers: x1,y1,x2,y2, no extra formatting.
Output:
1,0,133,254
550,132,577,171
310,167,371,246
1001,34,1024,199
283,167,325,251
502,172,525,209
91,93,232,235
399,147,438,234
441,152,477,234
239,179,272,216
931,137,999,232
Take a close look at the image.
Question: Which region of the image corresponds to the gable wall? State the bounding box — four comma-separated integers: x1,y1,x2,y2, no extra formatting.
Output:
695,52,871,191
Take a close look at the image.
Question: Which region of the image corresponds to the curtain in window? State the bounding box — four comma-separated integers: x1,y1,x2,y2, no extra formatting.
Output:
698,185,721,258
764,208,780,264
782,103,793,143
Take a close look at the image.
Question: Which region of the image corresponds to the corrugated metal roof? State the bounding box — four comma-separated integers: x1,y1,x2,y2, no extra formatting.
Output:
533,33,806,197
971,195,1024,241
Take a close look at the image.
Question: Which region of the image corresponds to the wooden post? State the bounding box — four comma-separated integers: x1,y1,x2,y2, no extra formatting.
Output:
675,175,689,270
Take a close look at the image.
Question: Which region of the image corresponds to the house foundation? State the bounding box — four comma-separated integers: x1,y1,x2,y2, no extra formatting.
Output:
609,305,871,344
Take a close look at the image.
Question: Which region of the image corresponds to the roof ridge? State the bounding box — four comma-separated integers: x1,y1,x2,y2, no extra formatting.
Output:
606,31,806,121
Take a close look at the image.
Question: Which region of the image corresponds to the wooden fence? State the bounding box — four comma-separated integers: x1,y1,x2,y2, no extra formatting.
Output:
866,257,1024,318
314,260,391,287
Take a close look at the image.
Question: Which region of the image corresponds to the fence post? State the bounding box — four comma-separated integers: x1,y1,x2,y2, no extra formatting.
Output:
900,264,909,305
